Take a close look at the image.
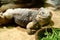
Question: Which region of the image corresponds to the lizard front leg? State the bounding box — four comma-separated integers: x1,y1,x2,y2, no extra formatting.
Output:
26,20,40,35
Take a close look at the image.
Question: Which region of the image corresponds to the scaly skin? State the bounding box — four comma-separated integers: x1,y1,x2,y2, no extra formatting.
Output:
0,7,52,34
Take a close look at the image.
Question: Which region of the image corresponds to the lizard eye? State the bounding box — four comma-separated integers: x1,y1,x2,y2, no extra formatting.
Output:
42,12,44,14
40,12,45,16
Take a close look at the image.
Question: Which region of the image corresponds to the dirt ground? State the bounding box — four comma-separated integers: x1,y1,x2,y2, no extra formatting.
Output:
0,27,35,40
52,10,60,28
0,10,60,40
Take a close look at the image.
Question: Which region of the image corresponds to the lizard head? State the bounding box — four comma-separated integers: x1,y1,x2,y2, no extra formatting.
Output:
35,7,52,26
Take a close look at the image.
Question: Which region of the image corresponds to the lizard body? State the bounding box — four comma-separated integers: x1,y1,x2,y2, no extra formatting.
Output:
0,7,52,34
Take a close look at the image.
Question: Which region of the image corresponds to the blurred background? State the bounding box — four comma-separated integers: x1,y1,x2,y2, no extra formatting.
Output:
0,0,60,12
0,0,60,8
0,0,45,8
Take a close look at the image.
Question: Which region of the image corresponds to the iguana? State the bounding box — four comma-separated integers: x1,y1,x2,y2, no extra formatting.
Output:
0,7,52,34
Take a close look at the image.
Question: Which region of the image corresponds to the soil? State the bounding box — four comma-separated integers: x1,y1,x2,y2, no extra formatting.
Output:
0,27,35,40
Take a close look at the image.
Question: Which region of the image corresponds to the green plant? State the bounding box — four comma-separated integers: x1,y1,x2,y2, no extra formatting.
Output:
38,28,60,40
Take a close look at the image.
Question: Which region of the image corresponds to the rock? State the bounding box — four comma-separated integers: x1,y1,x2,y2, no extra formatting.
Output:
46,0,60,8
